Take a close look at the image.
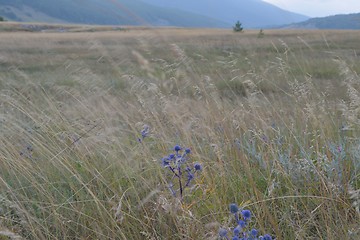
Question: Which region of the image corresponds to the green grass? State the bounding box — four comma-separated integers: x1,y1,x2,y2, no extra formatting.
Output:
0,27,359,239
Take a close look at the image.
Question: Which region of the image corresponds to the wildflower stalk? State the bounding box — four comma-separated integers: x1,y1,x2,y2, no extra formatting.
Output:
160,145,202,201
168,166,184,199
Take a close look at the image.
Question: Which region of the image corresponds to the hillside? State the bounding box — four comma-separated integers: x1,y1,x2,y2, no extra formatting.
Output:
0,0,308,28
0,0,227,28
141,0,309,28
286,12,360,29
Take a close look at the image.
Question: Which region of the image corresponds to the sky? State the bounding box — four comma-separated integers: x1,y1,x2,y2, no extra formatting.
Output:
262,0,360,17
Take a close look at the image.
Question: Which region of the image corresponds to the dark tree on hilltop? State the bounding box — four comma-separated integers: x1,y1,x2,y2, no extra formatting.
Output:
0,16,4,21
233,20,243,32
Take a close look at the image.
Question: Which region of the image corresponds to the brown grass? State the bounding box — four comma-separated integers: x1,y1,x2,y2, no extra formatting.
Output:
0,24,359,239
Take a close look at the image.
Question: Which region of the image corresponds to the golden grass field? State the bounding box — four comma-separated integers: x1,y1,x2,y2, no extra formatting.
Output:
0,23,359,239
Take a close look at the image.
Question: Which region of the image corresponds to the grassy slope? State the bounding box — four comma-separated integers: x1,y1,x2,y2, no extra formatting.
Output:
0,26,359,239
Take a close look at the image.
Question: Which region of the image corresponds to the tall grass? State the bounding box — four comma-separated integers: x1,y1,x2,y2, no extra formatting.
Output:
0,27,359,239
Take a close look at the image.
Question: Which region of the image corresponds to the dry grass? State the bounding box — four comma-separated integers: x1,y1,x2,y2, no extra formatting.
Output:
0,24,359,239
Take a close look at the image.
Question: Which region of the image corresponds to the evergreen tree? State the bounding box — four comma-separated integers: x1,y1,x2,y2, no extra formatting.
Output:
233,20,243,32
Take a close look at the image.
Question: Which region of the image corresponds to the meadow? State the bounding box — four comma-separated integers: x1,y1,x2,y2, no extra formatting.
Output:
0,24,359,239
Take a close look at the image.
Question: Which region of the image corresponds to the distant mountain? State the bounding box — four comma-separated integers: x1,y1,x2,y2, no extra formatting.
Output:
285,13,360,29
141,0,309,28
0,0,227,27
0,0,309,28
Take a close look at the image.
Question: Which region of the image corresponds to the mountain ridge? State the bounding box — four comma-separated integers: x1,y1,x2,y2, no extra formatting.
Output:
0,0,228,27
284,12,360,29
140,0,309,28
0,0,309,28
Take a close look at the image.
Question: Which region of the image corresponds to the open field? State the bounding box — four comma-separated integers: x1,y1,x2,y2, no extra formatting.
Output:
0,24,359,239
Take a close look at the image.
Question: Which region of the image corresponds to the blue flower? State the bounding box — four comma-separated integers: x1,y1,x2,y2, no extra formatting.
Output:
219,228,228,237
141,125,149,138
161,157,169,167
263,234,272,240
159,145,202,199
194,162,202,171
230,203,239,214
251,229,258,237
221,203,274,240
174,145,181,152
238,220,246,228
233,225,241,236
241,210,251,220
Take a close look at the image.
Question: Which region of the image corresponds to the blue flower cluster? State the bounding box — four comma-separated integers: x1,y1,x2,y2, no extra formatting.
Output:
138,124,150,143
219,203,272,240
161,145,202,199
